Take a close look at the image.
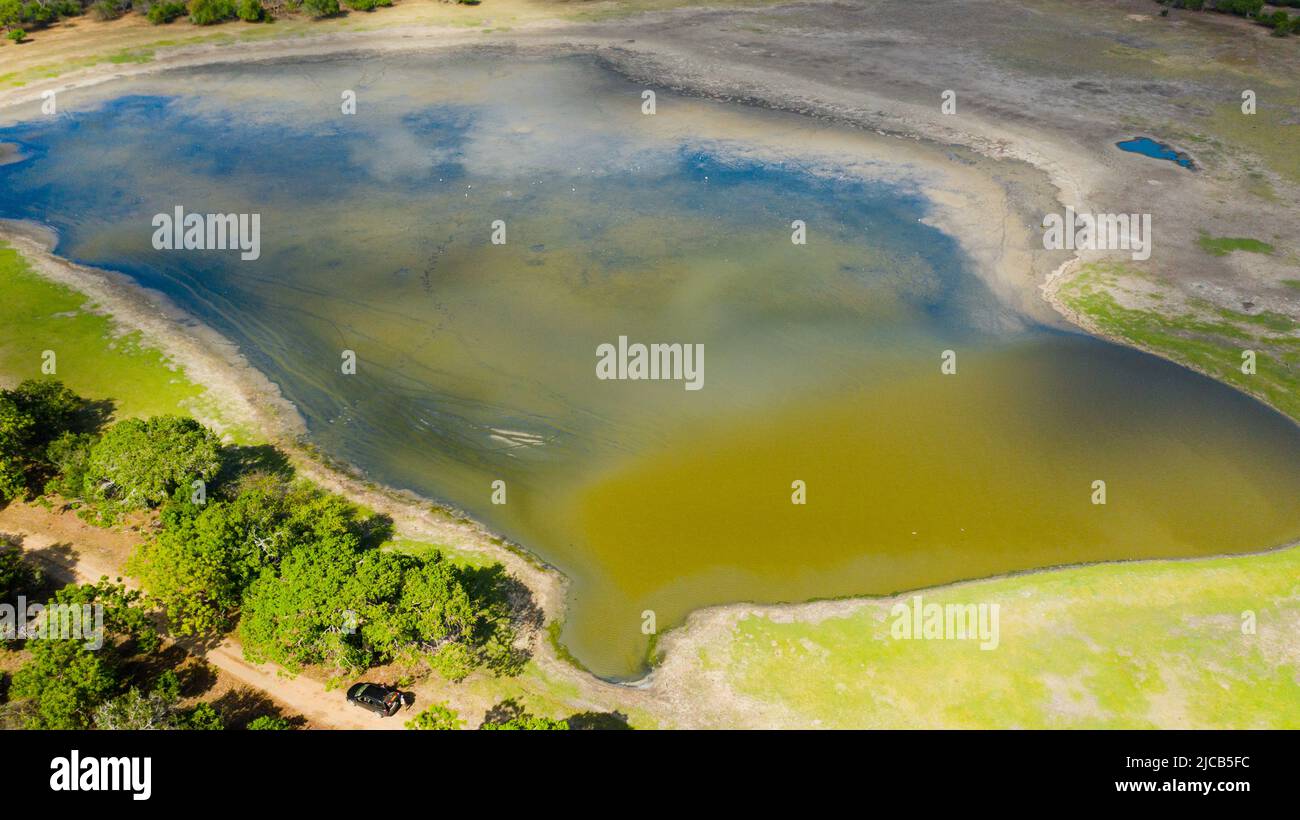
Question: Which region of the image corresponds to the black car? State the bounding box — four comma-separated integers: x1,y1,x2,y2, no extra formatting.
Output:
346,683,404,717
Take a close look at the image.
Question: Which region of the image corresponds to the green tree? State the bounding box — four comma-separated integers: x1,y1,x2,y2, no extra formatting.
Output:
0,393,36,502
181,701,224,729
85,416,220,511
239,540,497,677
11,638,116,729
3,380,86,450
246,714,293,730
238,534,371,673
0,380,101,501
0,547,43,647
146,0,187,22
153,668,182,701
132,476,361,637
9,580,160,729
0,548,40,652
0,546,42,602
43,431,97,500
234,0,261,20
300,0,337,17
405,701,462,730
187,0,233,24
0,0,20,27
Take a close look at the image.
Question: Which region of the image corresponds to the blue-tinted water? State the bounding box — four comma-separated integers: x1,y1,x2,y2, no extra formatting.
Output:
1116,136,1195,169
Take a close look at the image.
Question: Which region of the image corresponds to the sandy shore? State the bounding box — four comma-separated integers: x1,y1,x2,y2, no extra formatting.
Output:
1,1,1295,725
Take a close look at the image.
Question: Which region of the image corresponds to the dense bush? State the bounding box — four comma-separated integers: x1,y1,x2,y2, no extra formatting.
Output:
247,714,293,730
113,424,524,680
1,0,51,28
234,0,261,20
1157,0,1295,34
42,431,97,500
1214,0,1265,15
84,415,221,512
0,379,101,504
129,475,357,635
0,400,28,502
0,0,396,28
236,516,512,678
300,0,336,17
406,702,462,730
1261,9,1296,34
187,0,233,24
4,382,523,727
145,0,185,22
8,580,159,729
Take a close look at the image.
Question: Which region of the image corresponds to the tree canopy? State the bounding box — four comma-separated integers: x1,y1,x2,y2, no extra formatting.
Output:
3,381,524,729
8,580,159,729
0,378,103,503
85,415,221,511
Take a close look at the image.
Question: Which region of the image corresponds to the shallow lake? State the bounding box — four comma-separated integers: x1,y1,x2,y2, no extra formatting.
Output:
2,54,1298,678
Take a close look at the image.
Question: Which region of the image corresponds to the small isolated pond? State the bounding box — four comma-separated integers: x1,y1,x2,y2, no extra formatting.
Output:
1116,136,1196,169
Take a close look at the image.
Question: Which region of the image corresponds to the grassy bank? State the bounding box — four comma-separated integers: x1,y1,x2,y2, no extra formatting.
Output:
680,544,1300,728
0,241,206,420
1058,261,1300,422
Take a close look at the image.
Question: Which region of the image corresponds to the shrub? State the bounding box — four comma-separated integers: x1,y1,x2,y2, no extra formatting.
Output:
4,28,21,44
146,0,186,23
182,702,225,730
21,1,57,24
247,715,292,730
1213,0,1264,16
90,0,123,20
300,0,337,17
234,0,262,20
406,702,462,730
1264,11,1294,34
42,431,97,500
187,0,234,24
